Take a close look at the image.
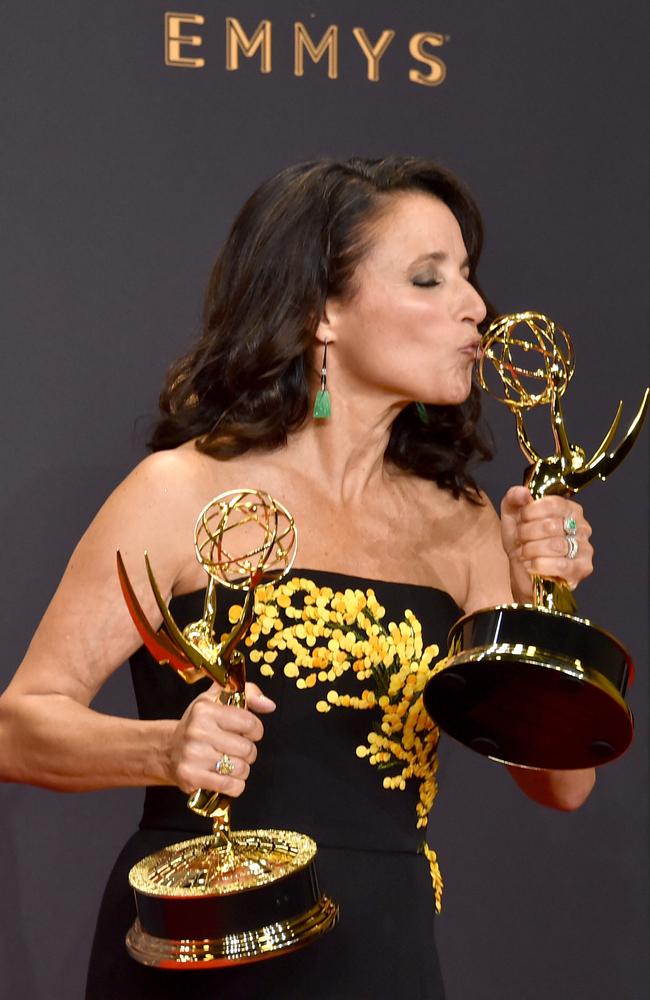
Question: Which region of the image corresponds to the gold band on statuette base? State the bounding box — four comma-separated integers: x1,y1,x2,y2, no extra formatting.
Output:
126,829,339,968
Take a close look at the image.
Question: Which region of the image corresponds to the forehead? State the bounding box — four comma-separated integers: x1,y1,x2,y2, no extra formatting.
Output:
362,191,467,266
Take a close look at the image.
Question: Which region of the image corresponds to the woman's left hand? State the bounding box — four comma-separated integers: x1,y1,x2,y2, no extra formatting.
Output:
500,485,594,602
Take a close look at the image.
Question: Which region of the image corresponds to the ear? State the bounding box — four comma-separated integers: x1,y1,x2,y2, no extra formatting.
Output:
314,297,341,346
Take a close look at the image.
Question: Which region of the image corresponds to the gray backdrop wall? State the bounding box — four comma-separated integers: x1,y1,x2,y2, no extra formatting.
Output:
1,2,647,998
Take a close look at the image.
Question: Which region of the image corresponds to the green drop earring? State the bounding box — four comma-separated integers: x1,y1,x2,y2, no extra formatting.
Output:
313,340,331,419
415,402,429,425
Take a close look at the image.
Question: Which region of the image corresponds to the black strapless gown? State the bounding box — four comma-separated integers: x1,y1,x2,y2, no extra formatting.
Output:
86,570,460,1000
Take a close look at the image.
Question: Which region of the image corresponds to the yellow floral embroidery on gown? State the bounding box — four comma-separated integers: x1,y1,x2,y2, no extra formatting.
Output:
227,575,446,912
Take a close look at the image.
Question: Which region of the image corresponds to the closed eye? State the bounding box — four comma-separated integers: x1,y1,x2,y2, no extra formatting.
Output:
412,278,440,288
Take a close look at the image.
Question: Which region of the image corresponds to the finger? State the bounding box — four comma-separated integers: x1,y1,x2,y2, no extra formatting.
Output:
518,496,583,523
520,535,586,560
209,755,251,783
183,700,264,750
213,703,265,742
210,729,258,765
191,683,222,706
175,744,252,791
201,749,250,797
215,775,247,798
518,515,592,544
500,485,533,517
245,682,277,714
174,755,248,797
517,516,566,543
522,554,593,585
195,773,248,799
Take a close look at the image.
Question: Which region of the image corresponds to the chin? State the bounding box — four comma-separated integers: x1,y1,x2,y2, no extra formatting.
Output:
432,385,473,408
411,373,473,409
454,375,475,405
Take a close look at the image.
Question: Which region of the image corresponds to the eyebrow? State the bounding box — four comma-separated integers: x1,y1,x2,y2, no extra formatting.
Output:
409,252,471,271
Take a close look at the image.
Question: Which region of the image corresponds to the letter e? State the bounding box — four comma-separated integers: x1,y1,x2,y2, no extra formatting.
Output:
165,12,205,68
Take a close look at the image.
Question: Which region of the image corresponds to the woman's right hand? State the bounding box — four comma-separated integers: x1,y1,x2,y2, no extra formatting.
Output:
167,682,276,798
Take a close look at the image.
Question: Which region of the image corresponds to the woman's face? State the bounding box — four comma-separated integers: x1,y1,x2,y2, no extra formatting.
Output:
324,192,486,408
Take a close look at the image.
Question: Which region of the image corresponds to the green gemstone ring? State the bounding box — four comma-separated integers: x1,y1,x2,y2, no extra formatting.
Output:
563,516,577,535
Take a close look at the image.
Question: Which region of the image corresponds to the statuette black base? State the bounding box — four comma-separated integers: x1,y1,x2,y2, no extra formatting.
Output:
424,605,634,770
125,830,338,969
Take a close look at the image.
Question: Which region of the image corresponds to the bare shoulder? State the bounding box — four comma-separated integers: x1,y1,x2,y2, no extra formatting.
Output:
133,442,277,497
440,486,503,567
80,443,282,591
5,444,221,704
100,443,237,537
462,488,501,533
410,481,510,611
122,443,211,502
82,448,205,568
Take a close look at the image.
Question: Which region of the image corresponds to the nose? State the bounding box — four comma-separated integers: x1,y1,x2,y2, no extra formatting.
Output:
463,281,487,326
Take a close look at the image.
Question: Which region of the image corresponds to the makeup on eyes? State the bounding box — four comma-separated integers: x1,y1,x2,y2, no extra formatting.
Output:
407,251,470,287
411,275,440,287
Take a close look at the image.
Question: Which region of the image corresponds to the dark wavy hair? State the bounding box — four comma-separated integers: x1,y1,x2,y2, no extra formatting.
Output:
150,157,494,498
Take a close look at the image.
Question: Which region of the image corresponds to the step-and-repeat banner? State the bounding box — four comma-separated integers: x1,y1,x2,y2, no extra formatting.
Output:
1,3,647,997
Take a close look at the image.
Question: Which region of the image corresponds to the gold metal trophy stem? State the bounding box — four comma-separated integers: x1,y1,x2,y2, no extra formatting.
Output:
518,355,648,616
521,393,578,616
185,585,255,836
423,313,647,770
185,676,243,862
118,490,338,968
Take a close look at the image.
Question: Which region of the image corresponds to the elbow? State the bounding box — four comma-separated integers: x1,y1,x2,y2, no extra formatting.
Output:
0,693,21,783
542,768,596,812
507,764,596,811
551,773,596,812
0,690,48,786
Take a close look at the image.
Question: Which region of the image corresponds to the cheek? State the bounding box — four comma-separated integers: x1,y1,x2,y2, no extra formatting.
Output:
333,290,455,391
335,295,395,359
360,293,442,350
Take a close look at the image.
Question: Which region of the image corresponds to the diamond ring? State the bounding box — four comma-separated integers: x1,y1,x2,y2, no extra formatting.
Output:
215,754,235,776
566,535,579,560
563,515,578,536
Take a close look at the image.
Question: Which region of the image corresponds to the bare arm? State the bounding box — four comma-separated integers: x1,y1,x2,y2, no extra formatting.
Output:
463,489,595,811
0,451,273,795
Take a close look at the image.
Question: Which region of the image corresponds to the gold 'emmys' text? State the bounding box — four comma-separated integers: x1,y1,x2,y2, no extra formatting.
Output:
164,13,448,86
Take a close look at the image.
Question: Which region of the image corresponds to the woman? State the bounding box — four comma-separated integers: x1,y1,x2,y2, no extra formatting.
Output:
0,158,595,999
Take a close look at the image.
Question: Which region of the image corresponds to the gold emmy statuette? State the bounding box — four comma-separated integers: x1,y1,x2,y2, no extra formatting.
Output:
424,312,649,770
116,489,338,968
